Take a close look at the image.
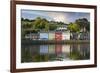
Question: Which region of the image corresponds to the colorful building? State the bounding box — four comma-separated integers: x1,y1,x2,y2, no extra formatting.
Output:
55,32,62,41
25,33,39,40
79,32,90,40
25,31,71,41
39,32,49,40
62,31,70,40
48,32,55,40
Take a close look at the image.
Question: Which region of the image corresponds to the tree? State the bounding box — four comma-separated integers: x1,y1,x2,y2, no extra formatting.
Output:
21,18,24,21
33,17,42,30
75,18,90,32
33,17,49,31
45,22,49,31
67,23,80,32
85,22,90,31
49,23,57,31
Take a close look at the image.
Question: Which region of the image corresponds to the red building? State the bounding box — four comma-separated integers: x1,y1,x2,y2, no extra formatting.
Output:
55,32,62,41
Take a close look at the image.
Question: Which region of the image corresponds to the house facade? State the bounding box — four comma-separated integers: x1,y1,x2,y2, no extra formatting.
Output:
39,32,49,40
25,31,71,40
24,31,89,41
70,32,90,40
55,32,62,41
62,31,70,40
25,33,39,40
48,32,55,40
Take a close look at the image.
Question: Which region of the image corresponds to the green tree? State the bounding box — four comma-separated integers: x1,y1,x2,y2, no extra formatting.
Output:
68,23,80,32
75,18,90,32
33,17,42,30
33,17,49,31
49,24,57,31
45,23,49,31
21,18,24,21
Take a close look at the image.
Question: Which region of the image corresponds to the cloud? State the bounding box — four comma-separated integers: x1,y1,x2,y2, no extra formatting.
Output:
21,10,90,24
46,12,68,23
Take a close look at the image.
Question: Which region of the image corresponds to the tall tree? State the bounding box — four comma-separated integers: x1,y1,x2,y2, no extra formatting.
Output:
33,17,49,31
33,17,42,30
75,18,90,32
67,23,80,32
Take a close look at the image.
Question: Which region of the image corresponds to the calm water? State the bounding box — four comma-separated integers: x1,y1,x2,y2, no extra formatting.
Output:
21,44,90,63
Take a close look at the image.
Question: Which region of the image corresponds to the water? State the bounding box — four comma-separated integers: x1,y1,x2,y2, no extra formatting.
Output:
21,44,90,63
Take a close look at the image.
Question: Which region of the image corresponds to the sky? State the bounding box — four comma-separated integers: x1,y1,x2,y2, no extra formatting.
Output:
21,9,90,24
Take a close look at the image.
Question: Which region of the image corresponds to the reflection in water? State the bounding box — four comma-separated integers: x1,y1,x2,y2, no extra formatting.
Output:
21,44,90,63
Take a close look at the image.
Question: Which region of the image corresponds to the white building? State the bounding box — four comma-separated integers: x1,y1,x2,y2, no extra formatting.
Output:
56,26,67,31
62,31,70,40
25,33,39,40
48,32,55,40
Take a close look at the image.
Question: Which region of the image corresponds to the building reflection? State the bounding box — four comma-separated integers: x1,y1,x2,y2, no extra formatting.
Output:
21,44,90,63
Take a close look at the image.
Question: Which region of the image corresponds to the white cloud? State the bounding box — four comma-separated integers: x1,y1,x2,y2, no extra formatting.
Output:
46,12,68,23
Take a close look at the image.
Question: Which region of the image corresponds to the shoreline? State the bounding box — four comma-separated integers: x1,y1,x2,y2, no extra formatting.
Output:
21,39,90,45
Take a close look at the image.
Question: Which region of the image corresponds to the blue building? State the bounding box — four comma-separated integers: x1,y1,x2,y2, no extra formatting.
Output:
39,32,49,40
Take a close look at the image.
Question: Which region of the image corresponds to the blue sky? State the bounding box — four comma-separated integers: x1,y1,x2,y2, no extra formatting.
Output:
21,9,90,24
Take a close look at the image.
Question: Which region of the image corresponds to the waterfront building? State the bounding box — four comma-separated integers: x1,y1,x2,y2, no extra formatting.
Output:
39,32,49,40
48,32,55,40
25,33,39,40
62,31,70,40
